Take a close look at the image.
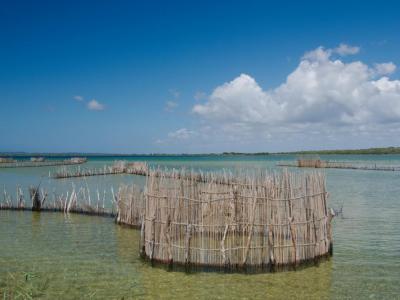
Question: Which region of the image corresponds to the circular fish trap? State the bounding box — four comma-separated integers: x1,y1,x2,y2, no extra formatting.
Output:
140,170,334,273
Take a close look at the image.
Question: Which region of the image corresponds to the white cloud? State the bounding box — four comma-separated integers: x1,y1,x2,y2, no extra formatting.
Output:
333,43,360,56
168,128,195,140
303,46,332,62
193,74,283,123
73,95,84,101
374,62,396,75
87,99,105,111
165,101,178,112
302,44,359,62
192,44,400,145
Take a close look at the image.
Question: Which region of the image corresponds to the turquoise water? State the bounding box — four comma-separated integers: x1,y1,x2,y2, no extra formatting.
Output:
1,155,399,299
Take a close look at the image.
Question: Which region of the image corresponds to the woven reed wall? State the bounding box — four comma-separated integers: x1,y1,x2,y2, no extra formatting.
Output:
141,171,333,272
0,184,143,224
116,184,143,227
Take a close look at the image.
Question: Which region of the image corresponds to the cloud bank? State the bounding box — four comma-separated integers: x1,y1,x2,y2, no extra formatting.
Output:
191,44,399,147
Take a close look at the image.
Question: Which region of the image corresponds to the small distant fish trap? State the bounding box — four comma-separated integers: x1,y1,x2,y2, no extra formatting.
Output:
297,157,325,168
140,170,334,273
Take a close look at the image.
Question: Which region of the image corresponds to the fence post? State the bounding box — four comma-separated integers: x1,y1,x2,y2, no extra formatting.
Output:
184,224,192,265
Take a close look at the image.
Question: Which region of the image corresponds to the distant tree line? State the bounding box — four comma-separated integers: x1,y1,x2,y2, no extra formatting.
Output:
1,147,400,157
277,147,400,155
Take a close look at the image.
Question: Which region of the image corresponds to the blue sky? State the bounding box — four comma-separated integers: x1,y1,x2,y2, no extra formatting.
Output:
1,0,399,153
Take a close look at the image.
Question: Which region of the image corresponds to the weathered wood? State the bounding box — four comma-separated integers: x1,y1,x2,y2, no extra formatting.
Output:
1,184,121,219
242,196,258,266
165,215,173,264
149,217,156,261
288,216,297,265
30,187,41,211
184,224,192,264
140,218,146,257
221,224,229,265
142,169,333,272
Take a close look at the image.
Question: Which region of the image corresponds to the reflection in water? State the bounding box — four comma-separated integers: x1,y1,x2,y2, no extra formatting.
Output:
30,211,41,238
138,259,332,299
1,211,333,299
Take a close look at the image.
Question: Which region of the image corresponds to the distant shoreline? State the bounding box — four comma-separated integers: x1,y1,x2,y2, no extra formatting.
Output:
276,146,400,155
1,147,400,157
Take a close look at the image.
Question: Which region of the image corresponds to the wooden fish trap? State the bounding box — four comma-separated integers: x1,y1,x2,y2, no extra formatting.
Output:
140,170,334,273
53,161,149,179
277,158,400,172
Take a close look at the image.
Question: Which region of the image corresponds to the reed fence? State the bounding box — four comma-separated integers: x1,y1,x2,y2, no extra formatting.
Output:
0,183,143,227
53,161,148,179
278,158,400,171
1,167,335,273
54,165,124,179
0,158,87,169
141,170,334,272
115,184,143,227
0,157,16,163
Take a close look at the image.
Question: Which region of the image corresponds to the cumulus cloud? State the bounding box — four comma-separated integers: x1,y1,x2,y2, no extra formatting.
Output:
165,101,178,112
87,99,105,111
374,62,396,75
302,43,359,62
333,43,360,56
192,44,400,144
302,46,333,62
73,95,84,101
193,74,283,123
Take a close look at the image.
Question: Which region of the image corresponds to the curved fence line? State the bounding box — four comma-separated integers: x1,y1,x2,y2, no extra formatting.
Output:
141,170,334,272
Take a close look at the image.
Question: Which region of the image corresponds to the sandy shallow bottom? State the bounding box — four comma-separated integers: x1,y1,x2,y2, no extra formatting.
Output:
0,210,398,299
1,155,400,299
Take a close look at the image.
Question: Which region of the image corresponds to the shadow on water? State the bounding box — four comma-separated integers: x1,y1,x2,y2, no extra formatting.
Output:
137,256,333,299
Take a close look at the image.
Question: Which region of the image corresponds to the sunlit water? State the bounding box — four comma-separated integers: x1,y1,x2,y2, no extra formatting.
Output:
0,155,399,299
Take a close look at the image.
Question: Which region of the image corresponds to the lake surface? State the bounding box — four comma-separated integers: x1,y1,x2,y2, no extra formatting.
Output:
1,155,399,299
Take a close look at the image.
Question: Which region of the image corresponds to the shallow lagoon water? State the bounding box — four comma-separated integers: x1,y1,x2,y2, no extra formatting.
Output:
1,155,399,299
1,211,334,299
